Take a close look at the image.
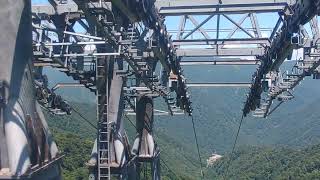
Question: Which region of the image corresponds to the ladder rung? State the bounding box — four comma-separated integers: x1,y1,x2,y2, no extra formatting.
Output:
99,163,110,167
99,175,110,178
99,140,109,143
99,149,109,152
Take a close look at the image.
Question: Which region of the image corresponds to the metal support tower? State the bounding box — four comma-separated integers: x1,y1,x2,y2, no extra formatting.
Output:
17,0,320,180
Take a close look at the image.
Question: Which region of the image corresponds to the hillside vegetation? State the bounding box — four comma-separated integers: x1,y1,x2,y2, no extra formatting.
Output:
43,63,320,179
210,145,320,179
44,102,320,179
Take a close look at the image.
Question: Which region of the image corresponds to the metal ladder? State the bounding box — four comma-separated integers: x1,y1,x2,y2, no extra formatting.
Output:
96,57,111,180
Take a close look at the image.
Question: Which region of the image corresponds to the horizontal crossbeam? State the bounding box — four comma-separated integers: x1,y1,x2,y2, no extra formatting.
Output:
173,38,270,46
176,48,264,57
187,82,251,88
180,60,260,65
155,0,291,16
32,2,79,15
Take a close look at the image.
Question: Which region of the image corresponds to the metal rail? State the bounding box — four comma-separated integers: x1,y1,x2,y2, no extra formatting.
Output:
187,83,251,88
155,0,292,15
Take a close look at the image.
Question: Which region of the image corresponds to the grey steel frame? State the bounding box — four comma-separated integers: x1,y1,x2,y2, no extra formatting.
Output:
27,0,320,179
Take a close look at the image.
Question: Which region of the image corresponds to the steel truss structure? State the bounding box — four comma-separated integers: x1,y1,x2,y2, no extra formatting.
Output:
156,0,320,118
32,0,190,179
4,0,316,179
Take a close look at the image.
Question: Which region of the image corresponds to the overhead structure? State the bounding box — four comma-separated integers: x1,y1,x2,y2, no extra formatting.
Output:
156,0,320,118
0,0,320,179
155,0,292,15
243,0,320,118
31,0,191,179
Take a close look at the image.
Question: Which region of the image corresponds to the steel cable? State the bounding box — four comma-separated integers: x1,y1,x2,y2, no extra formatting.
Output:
224,115,245,179
191,115,205,179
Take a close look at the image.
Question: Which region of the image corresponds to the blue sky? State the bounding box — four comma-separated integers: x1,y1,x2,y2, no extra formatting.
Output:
32,0,47,4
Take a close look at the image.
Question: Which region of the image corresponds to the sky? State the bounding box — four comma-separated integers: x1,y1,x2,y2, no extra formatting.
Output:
32,0,47,3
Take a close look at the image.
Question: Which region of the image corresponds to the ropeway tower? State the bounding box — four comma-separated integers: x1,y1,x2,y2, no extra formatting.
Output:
1,0,320,179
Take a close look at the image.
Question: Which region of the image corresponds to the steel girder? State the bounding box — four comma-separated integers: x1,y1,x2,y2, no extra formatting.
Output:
173,38,270,46
187,83,251,88
158,1,284,58
32,1,79,15
155,0,293,15
180,59,260,66
176,48,265,57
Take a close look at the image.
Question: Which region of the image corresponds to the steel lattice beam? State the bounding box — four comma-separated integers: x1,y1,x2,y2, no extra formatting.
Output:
155,0,293,16
173,38,270,46
176,48,264,57
180,60,260,66
187,83,251,88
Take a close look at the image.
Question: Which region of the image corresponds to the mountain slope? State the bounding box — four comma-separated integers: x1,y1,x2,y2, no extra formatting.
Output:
210,144,320,179
43,62,320,179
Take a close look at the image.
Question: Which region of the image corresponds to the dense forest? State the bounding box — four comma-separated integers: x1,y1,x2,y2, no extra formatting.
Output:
210,145,320,179
43,65,320,179
44,102,320,179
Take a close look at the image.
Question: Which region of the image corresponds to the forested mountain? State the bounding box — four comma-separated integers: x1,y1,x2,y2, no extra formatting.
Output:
44,102,320,180
210,144,320,179
155,62,320,154
43,62,320,179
